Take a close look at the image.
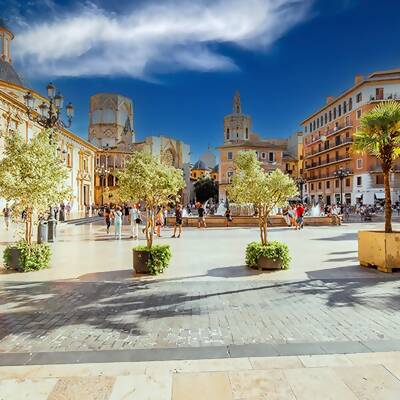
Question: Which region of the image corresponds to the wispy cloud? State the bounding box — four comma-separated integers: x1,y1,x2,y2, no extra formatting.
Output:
12,0,313,79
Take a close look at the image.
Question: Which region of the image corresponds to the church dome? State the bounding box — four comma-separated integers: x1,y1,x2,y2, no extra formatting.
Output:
0,59,23,86
212,164,219,173
193,160,208,170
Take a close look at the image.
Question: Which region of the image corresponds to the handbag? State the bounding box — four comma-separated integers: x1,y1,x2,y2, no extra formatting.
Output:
135,218,142,224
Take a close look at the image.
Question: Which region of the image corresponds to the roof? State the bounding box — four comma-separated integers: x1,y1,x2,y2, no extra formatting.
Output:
193,160,208,170
0,59,23,86
217,141,286,150
282,152,297,161
301,68,400,124
211,164,219,173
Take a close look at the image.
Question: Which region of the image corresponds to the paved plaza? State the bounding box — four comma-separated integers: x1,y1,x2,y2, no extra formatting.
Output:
1,221,400,398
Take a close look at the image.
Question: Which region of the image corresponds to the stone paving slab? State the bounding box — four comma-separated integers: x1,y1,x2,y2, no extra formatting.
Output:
2,352,400,400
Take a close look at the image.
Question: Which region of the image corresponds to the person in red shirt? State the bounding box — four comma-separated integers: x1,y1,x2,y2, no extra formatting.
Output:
295,203,305,230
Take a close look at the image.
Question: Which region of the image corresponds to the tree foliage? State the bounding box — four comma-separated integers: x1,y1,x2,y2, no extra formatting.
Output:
117,151,185,247
194,176,218,203
229,151,298,245
353,101,400,233
0,129,70,244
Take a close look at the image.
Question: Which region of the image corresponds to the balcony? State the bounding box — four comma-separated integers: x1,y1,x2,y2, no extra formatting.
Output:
305,137,353,158
369,93,400,103
307,169,354,182
305,121,353,148
305,154,351,170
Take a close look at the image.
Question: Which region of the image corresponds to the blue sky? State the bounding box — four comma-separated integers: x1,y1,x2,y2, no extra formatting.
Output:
2,0,400,161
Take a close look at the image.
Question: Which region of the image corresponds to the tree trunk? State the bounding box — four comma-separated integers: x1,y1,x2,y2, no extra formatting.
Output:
25,209,32,245
145,207,154,248
384,170,392,233
259,208,268,246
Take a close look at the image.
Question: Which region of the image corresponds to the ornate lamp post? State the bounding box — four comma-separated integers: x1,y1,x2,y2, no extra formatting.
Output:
333,167,351,205
95,164,110,205
296,177,307,202
23,82,74,141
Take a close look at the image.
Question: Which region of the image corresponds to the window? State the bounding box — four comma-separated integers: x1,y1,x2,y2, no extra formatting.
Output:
376,175,384,185
245,127,249,139
356,158,363,169
320,116,323,126
335,179,339,188
226,128,230,140
376,87,384,100
317,118,320,129
193,172,197,178
356,92,362,103
356,109,362,119
357,176,362,186
227,171,234,183
268,152,274,162
318,182,322,190
333,108,337,119
329,110,332,122
227,151,233,160
261,152,266,159
324,113,328,124
326,154,330,163
338,104,342,117
326,180,330,189
343,101,347,113
349,97,353,111
345,178,350,187
313,121,316,131
311,183,314,191
309,122,312,132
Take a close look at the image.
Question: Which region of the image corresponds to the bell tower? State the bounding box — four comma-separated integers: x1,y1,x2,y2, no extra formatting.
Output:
223,91,252,143
0,18,13,64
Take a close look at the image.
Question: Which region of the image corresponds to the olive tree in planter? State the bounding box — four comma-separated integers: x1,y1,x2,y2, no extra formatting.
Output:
229,151,298,270
0,129,69,271
353,101,400,272
117,151,185,274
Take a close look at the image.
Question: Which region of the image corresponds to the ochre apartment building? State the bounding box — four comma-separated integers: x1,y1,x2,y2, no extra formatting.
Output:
302,69,400,206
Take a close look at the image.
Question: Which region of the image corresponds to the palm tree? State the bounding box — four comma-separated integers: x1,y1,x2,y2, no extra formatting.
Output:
353,101,400,233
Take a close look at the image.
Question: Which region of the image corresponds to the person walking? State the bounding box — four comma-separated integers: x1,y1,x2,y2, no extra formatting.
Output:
130,204,141,239
163,206,168,227
295,203,305,230
197,203,206,228
171,203,183,238
224,208,232,227
104,205,111,234
155,207,164,237
114,206,123,239
3,204,11,230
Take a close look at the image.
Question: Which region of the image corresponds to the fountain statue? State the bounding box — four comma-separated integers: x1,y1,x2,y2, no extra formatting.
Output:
215,200,227,216
310,204,321,217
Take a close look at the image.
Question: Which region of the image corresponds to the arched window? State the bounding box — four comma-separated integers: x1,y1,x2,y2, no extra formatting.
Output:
226,128,230,140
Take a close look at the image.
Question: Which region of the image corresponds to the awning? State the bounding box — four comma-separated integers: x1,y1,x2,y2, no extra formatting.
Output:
355,193,363,198
375,192,385,199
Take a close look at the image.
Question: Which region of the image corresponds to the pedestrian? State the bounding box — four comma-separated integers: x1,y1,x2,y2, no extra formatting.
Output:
155,207,164,237
130,204,141,239
172,203,183,238
3,204,11,230
197,203,206,228
59,202,65,222
104,205,111,234
114,206,123,239
295,203,305,230
224,208,232,227
65,202,71,220
163,206,168,227
287,206,296,227
124,204,130,224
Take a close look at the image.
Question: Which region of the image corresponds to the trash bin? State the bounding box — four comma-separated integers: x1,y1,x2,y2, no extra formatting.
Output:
37,220,48,244
47,218,57,242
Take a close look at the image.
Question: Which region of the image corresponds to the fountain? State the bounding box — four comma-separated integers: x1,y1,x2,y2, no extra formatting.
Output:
310,204,321,217
215,200,227,216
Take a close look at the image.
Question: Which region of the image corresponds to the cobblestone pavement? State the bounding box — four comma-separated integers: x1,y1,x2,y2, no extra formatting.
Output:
1,276,400,353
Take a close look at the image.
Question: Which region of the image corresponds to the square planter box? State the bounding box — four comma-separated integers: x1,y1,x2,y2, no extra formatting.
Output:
132,249,150,274
358,230,400,272
255,256,283,270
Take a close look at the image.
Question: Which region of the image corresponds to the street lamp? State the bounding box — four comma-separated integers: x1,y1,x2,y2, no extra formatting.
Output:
296,177,307,202
23,82,74,141
95,164,110,205
333,167,351,205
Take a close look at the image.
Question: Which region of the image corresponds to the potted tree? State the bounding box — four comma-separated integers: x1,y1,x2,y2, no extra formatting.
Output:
353,101,400,272
118,151,185,274
229,151,298,270
0,129,69,271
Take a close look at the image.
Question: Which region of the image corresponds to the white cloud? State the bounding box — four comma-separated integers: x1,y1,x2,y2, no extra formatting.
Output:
13,0,313,79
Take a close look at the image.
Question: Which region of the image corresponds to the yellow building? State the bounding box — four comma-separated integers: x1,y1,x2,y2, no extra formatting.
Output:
0,20,97,213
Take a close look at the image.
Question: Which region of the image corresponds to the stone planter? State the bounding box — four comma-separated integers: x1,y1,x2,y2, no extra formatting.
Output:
358,230,400,272
255,256,283,270
5,247,23,271
132,249,151,274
